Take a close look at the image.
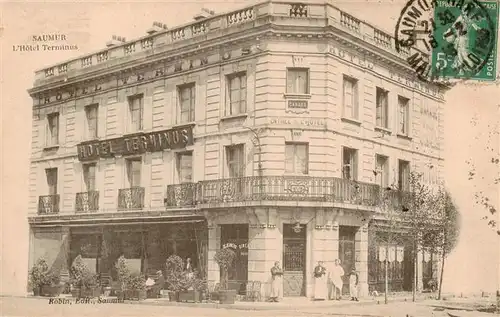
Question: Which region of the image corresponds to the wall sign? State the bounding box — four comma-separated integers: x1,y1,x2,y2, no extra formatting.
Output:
77,125,194,161
269,117,326,127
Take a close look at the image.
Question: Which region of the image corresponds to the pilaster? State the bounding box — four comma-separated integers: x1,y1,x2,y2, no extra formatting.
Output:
355,223,369,297
207,216,220,284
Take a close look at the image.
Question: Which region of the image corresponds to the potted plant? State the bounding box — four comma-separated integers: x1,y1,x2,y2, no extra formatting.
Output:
29,258,49,296
177,271,207,303
40,271,64,297
70,255,86,297
427,279,438,293
127,273,147,300
115,255,131,300
165,255,184,302
80,271,100,298
213,248,237,304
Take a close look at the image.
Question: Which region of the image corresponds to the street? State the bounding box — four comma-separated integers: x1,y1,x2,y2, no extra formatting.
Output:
0,296,467,317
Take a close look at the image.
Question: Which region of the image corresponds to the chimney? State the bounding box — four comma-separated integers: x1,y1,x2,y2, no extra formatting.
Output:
193,8,215,21
106,35,126,47
147,21,168,35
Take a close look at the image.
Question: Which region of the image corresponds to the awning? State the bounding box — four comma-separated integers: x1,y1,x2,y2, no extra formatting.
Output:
29,210,206,227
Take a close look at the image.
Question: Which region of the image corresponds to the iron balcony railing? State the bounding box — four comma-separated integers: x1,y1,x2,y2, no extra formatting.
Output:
75,191,100,213
118,187,145,211
165,176,380,208
38,195,60,214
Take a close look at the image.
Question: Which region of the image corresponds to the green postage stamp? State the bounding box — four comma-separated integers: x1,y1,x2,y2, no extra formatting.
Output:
431,0,499,80
395,0,499,82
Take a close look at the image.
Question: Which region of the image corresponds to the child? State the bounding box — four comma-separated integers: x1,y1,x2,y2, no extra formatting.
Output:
348,268,359,301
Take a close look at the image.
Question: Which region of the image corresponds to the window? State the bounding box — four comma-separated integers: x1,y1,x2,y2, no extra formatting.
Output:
46,168,58,195
375,155,389,187
178,84,196,123
227,72,247,115
46,113,60,146
398,160,410,191
85,104,99,139
343,76,358,119
83,163,97,191
226,144,245,178
398,96,410,135
342,147,358,180
128,95,144,132
126,158,142,187
376,88,389,128
177,152,193,183
285,142,309,174
286,68,309,94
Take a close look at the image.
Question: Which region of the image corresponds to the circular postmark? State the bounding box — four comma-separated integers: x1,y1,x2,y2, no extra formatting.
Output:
394,0,498,83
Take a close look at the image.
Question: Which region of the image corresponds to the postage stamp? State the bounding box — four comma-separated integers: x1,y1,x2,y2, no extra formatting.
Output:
395,0,499,82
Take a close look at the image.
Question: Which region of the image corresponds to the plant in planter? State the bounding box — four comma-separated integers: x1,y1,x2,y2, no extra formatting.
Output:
177,272,207,303
126,273,147,300
115,255,131,300
70,255,86,297
213,248,237,304
29,258,50,296
40,271,64,297
165,255,185,302
80,271,100,298
427,279,438,293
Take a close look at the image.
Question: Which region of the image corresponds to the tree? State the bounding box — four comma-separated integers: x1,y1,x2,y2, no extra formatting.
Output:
370,186,408,304
399,171,441,302
436,189,460,300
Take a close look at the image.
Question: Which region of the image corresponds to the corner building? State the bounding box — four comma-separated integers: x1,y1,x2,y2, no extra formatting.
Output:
28,0,446,299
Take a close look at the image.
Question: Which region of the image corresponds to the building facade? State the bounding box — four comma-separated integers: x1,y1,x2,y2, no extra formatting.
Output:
27,0,445,299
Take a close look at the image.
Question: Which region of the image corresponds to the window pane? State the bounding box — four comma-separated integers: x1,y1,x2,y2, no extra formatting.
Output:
287,69,308,94
178,153,193,183
46,168,58,195
127,160,141,187
343,79,354,118
295,144,308,174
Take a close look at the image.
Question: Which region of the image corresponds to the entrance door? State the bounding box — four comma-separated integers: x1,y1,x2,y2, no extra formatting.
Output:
282,224,306,296
339,226,356,294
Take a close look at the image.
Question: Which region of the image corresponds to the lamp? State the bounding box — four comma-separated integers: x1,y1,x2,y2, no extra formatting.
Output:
293,222,302,233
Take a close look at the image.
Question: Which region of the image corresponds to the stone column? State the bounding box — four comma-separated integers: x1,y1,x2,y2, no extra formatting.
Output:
354,223,369,298
206,219,220,285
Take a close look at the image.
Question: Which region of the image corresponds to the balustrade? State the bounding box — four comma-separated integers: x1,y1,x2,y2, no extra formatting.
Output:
118,187,145,210
75,191,100,213
36,1,419,83
165,176,380,208
38,195,60,214
340,12,360,33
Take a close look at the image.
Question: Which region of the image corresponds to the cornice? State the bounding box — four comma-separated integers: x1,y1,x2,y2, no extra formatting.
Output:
28,21,273,96
29,23,447,102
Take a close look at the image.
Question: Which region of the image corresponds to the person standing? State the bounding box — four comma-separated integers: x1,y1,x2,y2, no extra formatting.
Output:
331,259,345,300
313,261,328,300
269,261,283,302
185,257,194,279
348,268,359,301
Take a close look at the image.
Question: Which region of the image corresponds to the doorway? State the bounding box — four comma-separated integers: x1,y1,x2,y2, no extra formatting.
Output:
339,226,357,294
282,223,306,296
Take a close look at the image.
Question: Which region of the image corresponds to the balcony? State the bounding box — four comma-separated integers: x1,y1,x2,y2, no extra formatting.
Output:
165,176,380,208
38,195,60,214
118,187,145,211
75,191,100,213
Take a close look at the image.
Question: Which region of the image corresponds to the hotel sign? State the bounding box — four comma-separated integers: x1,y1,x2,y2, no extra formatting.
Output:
77,125,194,161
